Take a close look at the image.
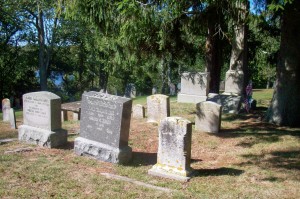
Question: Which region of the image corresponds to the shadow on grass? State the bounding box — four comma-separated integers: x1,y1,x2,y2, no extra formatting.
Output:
130,151,157,166
194,167,244,177
239,150,300,171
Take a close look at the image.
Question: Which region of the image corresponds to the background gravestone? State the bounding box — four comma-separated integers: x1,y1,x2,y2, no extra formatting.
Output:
18,92,67,148
132,104,145,119
124,83,136,98
148,117,193,181
74,91,132,164
177,72,210,103
195,101,222,133
9,108,17,129
207,93,241,114
147,94,170,123
2,98,11,122
61,101,81,122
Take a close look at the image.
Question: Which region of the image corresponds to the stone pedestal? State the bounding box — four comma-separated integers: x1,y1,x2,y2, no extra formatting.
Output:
177,72,210,103
224,70,244,95
148,117,194,181
195,101,222,133
74,91,132,164
18,92,67,148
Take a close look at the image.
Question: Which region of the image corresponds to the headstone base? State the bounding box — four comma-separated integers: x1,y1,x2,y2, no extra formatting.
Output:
18,125,67,148
177,93,207,104
148,164,194,182
207,93,241,114
74,137,132,164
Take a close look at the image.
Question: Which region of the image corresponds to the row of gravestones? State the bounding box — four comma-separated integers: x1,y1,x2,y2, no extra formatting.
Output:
1,98,17,129
12,91,222,182
178,72,242,114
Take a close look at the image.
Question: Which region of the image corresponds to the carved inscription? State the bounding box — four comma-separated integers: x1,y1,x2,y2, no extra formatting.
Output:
84,96,117,132
23,95,50,129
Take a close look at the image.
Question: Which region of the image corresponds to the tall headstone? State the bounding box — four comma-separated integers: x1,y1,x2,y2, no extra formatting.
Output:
148,117,193,181
2,98,10,122
195,101,222,133
147,94,170,123
74,91,132,164
132,104,145,119
224,70,244,95
177,72,210,103
18,92,67,148
9,108,17,129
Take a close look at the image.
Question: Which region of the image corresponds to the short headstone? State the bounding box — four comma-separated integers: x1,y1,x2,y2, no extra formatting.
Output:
224,70,244,95
18,92,67,148
132,104,145,119
9,108,17,129
148,117,193,181
147,94,170,123
195,101,222,133
74,91,132,164
2,98,10,122
207,93,241,114
177,72,210,103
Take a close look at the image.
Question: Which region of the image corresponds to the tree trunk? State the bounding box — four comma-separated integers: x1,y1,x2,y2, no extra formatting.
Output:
37,5,47,91
266,1,300,127
206,6,223,94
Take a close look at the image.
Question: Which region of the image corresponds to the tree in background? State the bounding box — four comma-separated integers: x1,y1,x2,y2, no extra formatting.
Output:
266,0,300,127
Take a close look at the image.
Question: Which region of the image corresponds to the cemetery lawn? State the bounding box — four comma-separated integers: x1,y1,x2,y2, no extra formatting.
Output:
1,89,300,198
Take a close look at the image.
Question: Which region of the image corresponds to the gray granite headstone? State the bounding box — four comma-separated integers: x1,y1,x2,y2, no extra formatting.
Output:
148,117,193,181
147,94,170,123
9,108,17,129
2,98,10,122
18,92,67,148
177,72,210,103
74,91,132,164
207,93,241,114
195,101,222,133
132,104,145,119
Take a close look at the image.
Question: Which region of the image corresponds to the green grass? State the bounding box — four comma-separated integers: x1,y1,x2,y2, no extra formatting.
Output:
1,89,299,198
252,89,274,107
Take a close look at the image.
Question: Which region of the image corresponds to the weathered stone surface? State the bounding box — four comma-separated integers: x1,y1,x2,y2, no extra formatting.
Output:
132,104,145,119
177,72,210,103
224,70,244,95
22,92,61,131
74,91,132,164
18,91,67,148
147,94,170,123
148,117,194,181
74,137,132,164
207,93,241,114
18,125,67,148
2,98,10,121
9,108,17,129
195,101,222,133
